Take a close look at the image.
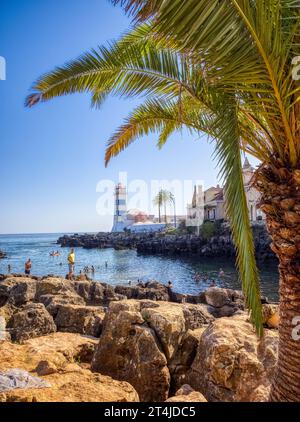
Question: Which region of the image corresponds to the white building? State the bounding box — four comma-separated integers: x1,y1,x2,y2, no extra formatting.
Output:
186,158,265,226
242,158,265,222
186,185,205,233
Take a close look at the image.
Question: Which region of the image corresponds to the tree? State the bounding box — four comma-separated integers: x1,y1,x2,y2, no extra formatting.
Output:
153,189,174,224
26,1,300,401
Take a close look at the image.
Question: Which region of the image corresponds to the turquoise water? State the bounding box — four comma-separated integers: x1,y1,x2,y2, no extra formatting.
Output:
0,233,279,301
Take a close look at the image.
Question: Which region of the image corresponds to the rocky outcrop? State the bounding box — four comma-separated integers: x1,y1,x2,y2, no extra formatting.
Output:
7,303,56,343
57,225,276,262
91,301,170,402
0,251,6,259
0,274,279,402
186,315,278,402
91,299,214,401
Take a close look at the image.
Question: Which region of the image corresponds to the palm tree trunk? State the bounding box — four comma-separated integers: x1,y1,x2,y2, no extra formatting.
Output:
255,159,300,402
158,204,161,223
164,203,167,223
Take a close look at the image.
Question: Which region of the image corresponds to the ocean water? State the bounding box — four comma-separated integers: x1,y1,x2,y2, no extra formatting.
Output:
0,233,279,301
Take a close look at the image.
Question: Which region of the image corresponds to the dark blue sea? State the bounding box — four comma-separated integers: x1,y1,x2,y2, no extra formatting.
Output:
0,233,279,301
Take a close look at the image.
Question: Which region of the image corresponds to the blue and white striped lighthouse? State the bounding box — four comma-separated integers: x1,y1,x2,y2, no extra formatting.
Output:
112,183,127,232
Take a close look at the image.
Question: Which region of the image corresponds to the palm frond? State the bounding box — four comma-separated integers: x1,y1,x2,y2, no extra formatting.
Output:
213,96,263,335
105,97,203,165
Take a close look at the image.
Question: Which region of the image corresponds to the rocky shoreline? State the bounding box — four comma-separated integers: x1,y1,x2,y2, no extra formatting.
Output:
57,225,276,262
0,274,279,402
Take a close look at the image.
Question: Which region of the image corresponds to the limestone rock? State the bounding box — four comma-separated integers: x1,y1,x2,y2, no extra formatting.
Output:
0,370,139,402
140,302,186,362
115,281,170,302
91,301,170,402
186,315,278,402
75,281,124,306
55,304,105,337
35,277,75,298
39,292,85,318
0,333,98,373
0,277,37,307
170,327,206,392
166,391,207,402
262,304,279,329
204,287,246,317
7,303,56,343
176,384,195,396
182,303,214,329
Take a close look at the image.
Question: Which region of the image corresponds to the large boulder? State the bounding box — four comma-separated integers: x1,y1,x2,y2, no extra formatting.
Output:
55,304,105,337
140,301,213,363
204,287,245,317
140,302,186,362
186,315,278,402
7,303,56,343
91,301,170,402
0,277,37,307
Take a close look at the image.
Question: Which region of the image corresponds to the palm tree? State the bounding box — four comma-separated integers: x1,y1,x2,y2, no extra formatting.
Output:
26,1,300,401
153,190,163,223
153,189,174,224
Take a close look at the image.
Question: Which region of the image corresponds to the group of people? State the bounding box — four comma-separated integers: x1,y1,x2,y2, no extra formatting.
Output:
192,268,225,287
7,259,32,275
17,253,225,290
50,250,60,257
17,250,75,278
83,265,95,274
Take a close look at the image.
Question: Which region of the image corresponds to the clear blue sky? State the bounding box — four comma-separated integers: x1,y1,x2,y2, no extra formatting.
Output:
0,0,251,234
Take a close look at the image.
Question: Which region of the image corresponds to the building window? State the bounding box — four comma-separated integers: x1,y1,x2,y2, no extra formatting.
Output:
116,199,126,205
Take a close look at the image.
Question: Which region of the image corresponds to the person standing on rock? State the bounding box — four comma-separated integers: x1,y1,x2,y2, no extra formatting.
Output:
67,248,75,275
24,259,32,275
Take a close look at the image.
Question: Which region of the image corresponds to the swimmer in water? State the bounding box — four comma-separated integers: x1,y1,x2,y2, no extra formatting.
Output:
218,268,225,277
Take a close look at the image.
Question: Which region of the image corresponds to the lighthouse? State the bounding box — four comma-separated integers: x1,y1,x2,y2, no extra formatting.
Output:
112,183,127,232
